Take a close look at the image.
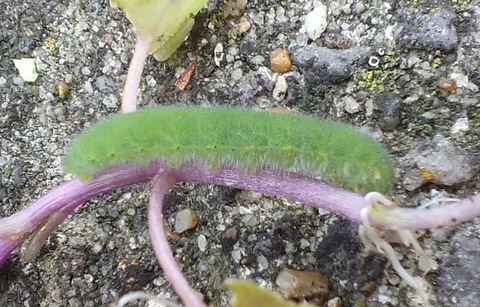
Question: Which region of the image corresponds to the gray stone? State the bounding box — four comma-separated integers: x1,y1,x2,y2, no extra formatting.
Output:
396,8,458,52
291,45,372,86
403,135,476,190
435,223,480,306
236,67,275,104
375,91,402,130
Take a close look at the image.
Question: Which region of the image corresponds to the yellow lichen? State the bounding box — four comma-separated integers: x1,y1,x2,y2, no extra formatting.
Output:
45,38,57,51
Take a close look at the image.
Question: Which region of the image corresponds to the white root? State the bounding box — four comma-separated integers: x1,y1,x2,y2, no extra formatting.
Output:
359,192,437,306
113,291,183,307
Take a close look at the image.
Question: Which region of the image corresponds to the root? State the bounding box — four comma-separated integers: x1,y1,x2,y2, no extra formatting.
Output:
360,192,437,306
112,291,183,307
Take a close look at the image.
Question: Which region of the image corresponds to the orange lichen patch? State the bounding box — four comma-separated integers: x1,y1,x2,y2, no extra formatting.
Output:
276,268,329,300
438,78,456,92
175,60,196,90
415,167,439,182
270,48,292,73
404,167,441,191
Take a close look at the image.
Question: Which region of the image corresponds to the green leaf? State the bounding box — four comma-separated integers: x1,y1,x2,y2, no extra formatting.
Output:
226,280,318,307
111,0,208,60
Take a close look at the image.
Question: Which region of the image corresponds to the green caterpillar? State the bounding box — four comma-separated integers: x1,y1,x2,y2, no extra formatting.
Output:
64,108,395,194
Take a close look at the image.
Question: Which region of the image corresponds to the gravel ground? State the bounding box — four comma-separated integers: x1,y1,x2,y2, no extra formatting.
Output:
1,0,480,306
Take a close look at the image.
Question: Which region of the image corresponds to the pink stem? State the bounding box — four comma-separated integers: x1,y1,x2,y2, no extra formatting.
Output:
2,160,480,265
368,194,480,230
121,34,153,113
148,170,207,307
172,162,366,224
0,164,161,240
0,239,22,264
22,209,74,263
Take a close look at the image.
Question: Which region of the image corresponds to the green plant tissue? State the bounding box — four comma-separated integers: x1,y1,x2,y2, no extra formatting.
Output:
111,0,208,60
13,58,38,82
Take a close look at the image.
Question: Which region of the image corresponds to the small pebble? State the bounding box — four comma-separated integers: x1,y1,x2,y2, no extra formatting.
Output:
251,55,265,65
343,96,360,114
81,67,91,76
375,91,402,130
276,6,288,23
220,227,239,252
327,297,342,307
214,43,224,67
56,82,70,99
353,3,366,14
276,268,329,299
235,21,251,35
146,75,157,87
224,0,247,19
92,243,103,254
438,78,456,92
403,135,475,190
270,48,292,73
230,68,243,81
102,94,118,108
84,81,93,94
272,75,288,101
96,75,114,91
13,77,24,85
241,214,257,227
451,73,479,92
296,33,309,47
304,3,328,40
197,234,207,252
174,208,198,234
53,106,66,121
451,117,469,134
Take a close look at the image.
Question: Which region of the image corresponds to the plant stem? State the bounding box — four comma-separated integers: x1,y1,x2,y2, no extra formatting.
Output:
0,239,22,264
122,34,153,113
148,170,207,307
367,194,480,230
2,161,480,265
0,164,161,245
22,209,75,263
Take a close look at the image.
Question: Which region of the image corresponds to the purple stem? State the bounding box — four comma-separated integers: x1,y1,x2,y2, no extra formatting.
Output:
121,34,153,113
2,160,480,263
0,164,161,239
0,239,22,264
148,170,207,307
0,161,363,242
173,162,366,223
